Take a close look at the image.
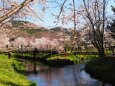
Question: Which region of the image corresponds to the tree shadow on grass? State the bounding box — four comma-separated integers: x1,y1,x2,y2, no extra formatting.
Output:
0,81,19,86
11,62,26,74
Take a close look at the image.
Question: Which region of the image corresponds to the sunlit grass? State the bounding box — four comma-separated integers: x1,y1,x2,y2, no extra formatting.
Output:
76,55,99,59
0,54,36,86
47,52,99,64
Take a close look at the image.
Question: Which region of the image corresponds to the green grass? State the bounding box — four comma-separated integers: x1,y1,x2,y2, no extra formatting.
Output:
14,52,50,58
76,55,99,59
0,54,36,86
47,53,99,64
69,54,99,63
47,53,73,60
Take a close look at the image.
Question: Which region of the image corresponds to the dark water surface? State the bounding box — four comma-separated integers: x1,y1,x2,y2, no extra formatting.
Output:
25,61,112,86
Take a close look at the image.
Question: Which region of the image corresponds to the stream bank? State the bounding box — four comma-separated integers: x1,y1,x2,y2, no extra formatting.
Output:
85,57,115,85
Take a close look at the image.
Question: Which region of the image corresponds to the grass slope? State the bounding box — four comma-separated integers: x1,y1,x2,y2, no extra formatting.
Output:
0,54,36,86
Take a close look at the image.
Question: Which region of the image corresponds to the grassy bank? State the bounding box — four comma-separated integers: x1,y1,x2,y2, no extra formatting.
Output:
85,57,115,85
0,54,36,86
14,52,99,66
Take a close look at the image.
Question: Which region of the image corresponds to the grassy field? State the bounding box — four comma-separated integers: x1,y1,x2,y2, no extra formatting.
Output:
0,54,36,86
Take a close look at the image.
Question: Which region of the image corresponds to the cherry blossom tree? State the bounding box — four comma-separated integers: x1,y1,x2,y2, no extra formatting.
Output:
0,0,46,23
33,37,64,51
81,0,107,57
0,34,10,51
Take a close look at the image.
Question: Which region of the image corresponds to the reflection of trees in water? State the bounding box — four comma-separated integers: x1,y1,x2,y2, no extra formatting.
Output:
25,62,111,86
39,67,78,86
72,64,107,86
72,65,77,86
38,68,65,86
25,62,48,75
72,64,87,85
43,69,52,86
33,62,37,74
25,62,36,74
72,64,89,85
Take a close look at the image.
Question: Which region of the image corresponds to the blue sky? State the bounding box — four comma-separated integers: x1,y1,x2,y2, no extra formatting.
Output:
26,0,82,28
25,0,115,28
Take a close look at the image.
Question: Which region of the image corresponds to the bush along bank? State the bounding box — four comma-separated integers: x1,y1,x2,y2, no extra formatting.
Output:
0,54,36,86
85,57,115,85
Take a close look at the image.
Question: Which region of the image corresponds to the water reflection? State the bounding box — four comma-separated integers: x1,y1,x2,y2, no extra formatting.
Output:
26,62,111,86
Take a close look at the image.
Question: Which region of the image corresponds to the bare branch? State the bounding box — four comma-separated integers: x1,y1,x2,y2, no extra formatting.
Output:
0,0,33,23
56,0,67,24
27,6,44,22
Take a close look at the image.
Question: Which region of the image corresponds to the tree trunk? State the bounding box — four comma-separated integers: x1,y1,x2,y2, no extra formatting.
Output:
98,46,105,58
92,39,105,58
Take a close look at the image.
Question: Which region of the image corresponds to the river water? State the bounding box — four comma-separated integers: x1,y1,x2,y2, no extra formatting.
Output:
25,61,112,86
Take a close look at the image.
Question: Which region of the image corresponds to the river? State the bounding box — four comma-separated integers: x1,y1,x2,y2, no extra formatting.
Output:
24,61,112,86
